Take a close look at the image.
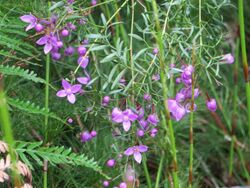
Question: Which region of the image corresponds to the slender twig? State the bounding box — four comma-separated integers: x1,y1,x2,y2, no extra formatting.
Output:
130,0,135,104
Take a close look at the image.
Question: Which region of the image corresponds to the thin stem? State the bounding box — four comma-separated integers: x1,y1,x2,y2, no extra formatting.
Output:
237,147,250,182
238,0,250,138
188,48,196,188
130,0,135,103
43,2,51,188
142,156,152,188
151,1,179,187
229,38,240,178
155,153,165,188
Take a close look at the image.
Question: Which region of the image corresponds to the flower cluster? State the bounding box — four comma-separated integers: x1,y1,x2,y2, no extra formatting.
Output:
20,8,91,104
80,130,97,143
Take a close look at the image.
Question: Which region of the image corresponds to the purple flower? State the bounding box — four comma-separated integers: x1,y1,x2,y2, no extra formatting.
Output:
103,181,109,187
124,145,148,163
175,77,181,84
77,77,89,84
67,0,74,4
64,46,75,56
136,129,144,137
152,74,160,81
78,56,89,68
206,98,217,112
167,99,186,121
35,23,44,32
175,92,185,103
139,119,148,130
36,34,58,54
61,29,70,37
102,96,110,106
137,108,144,120
56,79,82,104
221,53,234,64
91,0,97,6
150,128,158,137
119,182,127,188
147,113,159,126
80,131,92,142
51,52,61,60
90,130,97,137
106,159,116,167
153,48,159,55
20,14,37,31
67,118,73,124
143,93,151,101
78,45,87,56
111,108,138,131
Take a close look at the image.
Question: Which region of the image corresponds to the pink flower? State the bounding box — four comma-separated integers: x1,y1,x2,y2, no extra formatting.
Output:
111,108,138,131
56,79,81,104
206,98,217,112
36,34,58,54
124,145,148,163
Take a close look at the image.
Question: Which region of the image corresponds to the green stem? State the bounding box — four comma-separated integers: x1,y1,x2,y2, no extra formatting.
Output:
151,1,179,187
155,153,165,188
43,3,51,188
237,148,250,181
130,0,135,103
0,81,21,187
142,156,152,188
238,0,250,138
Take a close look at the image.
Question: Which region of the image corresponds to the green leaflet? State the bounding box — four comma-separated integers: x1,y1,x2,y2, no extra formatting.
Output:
15,141,109,179
0,65,45,84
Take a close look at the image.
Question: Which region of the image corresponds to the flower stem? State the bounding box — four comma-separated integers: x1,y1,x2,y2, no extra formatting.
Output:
130,0,135,104
155,153,164,188
43,3,51,188
238,0,250,138
142,156,152,188
151,1,179,187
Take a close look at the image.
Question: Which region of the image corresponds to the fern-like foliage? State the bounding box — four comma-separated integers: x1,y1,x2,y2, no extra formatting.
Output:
15,142,109,178
7,98,64,123
0,65,45,83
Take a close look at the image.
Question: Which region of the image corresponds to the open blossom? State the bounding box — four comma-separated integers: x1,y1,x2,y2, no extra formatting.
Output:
167,99,186,121
56,79,81,104
36,34,58,54
111,108,138,131
20,14,37,31
124,145,148,163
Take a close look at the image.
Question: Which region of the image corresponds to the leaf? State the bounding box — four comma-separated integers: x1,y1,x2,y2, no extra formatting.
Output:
0,65,45,83
15,142,110,179
111,69,126,89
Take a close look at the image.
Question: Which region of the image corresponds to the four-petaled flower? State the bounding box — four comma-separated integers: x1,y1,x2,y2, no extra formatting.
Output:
36,34,58,54
20,14,37,31
56,79,81,104
111,108,138,131
124,145,148,163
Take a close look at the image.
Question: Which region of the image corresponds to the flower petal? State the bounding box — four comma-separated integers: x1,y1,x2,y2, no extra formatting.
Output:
71,84,82,93
20,14,36,23
123,121,131,132
44,43,52,54
77,56,89,68
124,147,134,156
77,77,89,84
111,108,123,123
133,152,142,163
62,79,71,90
67,94,76,104
56,90,67,97
36,36,48,45
25,23,36,31
137,145,148,153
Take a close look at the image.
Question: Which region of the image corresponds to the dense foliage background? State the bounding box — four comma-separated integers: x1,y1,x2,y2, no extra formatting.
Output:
0,0,250,187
